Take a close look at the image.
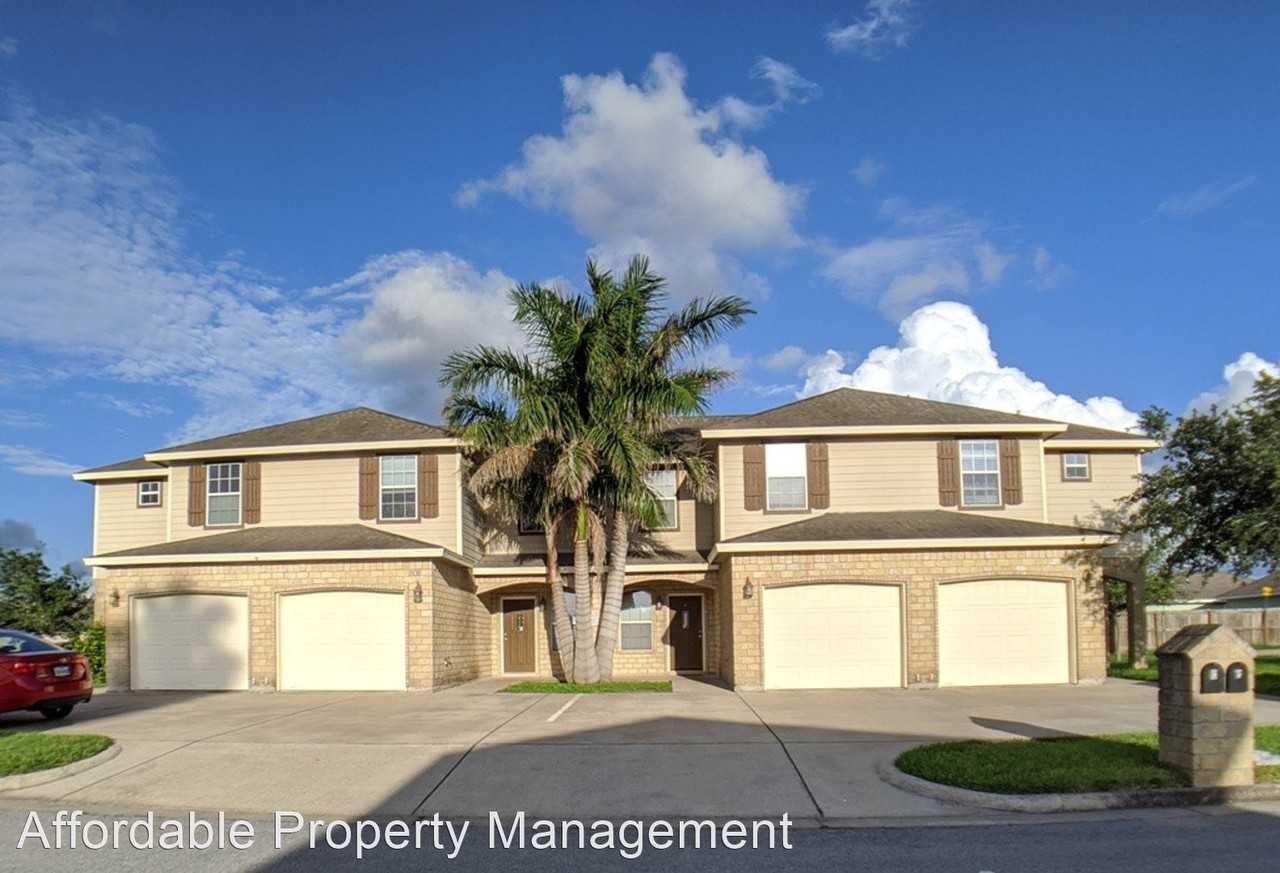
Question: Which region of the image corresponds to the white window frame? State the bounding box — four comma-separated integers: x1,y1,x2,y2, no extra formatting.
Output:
137,480,162,507
765,442,808,512
378,454,419,521
959,439,1002,508
645,468,679,530
1062,452,1091,481
619,590,654,651
205,462,242,527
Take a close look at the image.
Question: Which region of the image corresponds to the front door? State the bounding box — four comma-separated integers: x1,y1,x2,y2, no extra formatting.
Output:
503,598,536,673
668,595,704,672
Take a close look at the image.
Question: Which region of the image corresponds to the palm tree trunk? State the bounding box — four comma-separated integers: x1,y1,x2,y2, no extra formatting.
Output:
571,501,601,684
543,523,575,681
595,508,629,679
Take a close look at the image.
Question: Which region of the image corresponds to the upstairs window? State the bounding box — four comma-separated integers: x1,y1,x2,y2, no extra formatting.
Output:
206,463,242,526
765,443,807,511
137,480,162,507
620,590,654,651
959,440,1001,507
379,455,418,520
1062,452,1091,481
646,468,679,530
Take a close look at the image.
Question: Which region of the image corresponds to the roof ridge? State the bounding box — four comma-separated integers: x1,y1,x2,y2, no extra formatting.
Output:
151,406,444,454
731,385,1058,425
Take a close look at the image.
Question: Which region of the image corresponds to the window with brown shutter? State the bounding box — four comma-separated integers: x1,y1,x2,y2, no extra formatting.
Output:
420,452,439,519
936,438,959,507
186,463,206,526
806,442,830,509
358,455,378,520
742,443,764,511
999,438,1023,505
242,460,261,524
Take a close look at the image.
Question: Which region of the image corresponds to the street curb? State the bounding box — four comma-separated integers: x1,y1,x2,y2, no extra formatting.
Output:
877,760,1280,812
0,742,121,792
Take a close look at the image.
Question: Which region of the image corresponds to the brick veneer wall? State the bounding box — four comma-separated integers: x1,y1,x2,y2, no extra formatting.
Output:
720,547,1107,690
478,572,719,678
430,561,492,688
95,559,448,690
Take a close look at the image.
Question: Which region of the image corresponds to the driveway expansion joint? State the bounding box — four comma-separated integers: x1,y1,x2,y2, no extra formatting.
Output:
733,689,825,821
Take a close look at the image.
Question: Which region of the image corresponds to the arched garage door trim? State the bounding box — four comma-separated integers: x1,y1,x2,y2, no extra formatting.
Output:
761,579,906,690
937,576,1076,687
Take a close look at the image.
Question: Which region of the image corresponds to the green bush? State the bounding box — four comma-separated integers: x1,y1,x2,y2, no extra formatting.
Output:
69,623,107,685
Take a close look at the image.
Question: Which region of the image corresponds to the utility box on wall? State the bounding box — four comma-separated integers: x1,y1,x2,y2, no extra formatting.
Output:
1155,625,1255,787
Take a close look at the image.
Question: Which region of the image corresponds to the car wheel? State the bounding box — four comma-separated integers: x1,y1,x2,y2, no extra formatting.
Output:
40,704,74,721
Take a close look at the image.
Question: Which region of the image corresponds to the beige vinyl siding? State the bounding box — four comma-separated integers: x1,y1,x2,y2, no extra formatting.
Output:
1044,450,1140,527
719,437,1045,540
168,450,462,547
95,481,168,553
461,489,484,561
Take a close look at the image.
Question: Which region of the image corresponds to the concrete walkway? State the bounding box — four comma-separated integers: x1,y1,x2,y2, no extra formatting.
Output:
3,678,1277,821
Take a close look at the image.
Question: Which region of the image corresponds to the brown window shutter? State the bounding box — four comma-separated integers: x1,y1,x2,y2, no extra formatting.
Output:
937,439,959,507
806,442,830,509
358,455,378,520
742,443,765,511
999,438,1023,505
243,460,261,524
420,452,439,519
187,463,206,526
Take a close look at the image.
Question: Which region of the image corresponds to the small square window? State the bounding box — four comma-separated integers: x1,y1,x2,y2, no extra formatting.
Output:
645,468,679,530
137,480,162,507
959,440,1001,507
1062,453,1090,481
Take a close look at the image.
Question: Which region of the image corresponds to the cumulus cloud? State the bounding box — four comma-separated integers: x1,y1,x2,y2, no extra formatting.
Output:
0,444,81,477
1158,175,1258,218
827,0,919,59
851,156,887,188
0,519,41,551
793,301,1141,431
457,53,804,299
762,345,810,371
1187,352,1278,413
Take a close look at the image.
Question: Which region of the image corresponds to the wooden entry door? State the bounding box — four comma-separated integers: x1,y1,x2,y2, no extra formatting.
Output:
668,595,704,672
503,598,536,673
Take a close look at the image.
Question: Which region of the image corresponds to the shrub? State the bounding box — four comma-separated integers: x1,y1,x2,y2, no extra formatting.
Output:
69,623,107,685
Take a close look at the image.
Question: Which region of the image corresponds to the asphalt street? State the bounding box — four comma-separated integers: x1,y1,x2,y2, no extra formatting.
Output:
1,805,1277,872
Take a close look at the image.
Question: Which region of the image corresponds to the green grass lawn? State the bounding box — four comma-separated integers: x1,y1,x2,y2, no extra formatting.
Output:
500,680,672,694
1109,649,1280,696
0,732,113,778
896,727,1280,794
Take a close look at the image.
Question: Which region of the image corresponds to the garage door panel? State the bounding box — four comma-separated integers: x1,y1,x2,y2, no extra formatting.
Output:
133,594,249,690
763,583,901,690
280,591,405,690
938,579,1069,687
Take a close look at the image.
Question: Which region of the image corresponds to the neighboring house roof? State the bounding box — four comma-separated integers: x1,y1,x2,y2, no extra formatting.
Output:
149,407,449,456
719,509,1111,549
72,457,168,481
1173,571,1255,601
85,524,464,566
1214,574,1279,603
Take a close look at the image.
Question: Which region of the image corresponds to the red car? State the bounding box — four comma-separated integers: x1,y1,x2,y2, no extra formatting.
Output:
0,630,94,720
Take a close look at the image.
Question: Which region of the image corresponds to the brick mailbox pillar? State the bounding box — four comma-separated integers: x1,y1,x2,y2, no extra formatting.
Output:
1155,624,1255,787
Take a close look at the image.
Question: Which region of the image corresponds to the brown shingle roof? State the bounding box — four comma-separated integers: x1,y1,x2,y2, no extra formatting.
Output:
722,510,1110,545
704,387,1060,430
75,457,166,476
151,407,448,454
476,549,711,570
94,524,441,559
1048,423,1150,441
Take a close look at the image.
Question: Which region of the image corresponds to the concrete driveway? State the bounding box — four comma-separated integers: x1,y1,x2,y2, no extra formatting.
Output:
5,679,1278,822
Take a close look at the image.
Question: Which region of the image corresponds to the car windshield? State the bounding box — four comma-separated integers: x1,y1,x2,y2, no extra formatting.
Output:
0,631,61,655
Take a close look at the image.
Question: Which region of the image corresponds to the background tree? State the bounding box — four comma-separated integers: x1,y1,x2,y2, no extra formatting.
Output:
0,548,93,637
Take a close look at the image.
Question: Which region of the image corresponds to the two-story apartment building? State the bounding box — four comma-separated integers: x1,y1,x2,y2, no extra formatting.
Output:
74,388,1158,693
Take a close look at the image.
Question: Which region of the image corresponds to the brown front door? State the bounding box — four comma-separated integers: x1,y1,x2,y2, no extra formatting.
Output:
503,598,536,673
668,595,704,672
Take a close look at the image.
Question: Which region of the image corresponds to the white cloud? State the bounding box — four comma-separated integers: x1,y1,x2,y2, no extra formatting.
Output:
795,301,1141,432
827,0,919,59
1158,175,1258,218
77,393,173,419
974,241,1013,284
762,345,811,371
0,409,46,428
1030,244,1072,289
0,37,17,58
851,156,887,188
457,53,804,299
0,444,81,477
1187,352,1278,413
716,59,819,130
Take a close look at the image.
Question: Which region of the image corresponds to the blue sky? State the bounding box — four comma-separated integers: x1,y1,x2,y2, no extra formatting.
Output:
0,1,1277,569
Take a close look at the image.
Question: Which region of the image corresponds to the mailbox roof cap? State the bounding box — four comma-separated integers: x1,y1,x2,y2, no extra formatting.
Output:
1155,624,1256,659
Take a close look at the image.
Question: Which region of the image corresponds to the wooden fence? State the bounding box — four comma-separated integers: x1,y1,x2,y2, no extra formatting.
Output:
1110,608,1279,654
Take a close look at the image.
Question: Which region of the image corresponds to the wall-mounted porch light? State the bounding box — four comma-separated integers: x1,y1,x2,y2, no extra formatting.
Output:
413,582,423,604
110,589,121,608
743,578,755,599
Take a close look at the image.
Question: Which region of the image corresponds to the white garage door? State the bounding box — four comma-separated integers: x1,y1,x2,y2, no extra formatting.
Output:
938,579,1070,687
133,594,249,690
279,591,405,690
763,583,902,690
